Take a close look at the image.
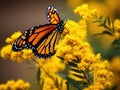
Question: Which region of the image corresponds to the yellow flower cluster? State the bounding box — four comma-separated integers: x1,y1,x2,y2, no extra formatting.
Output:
56,19,101,71
37,56,65,74
0,79,30,90
40,75,67,90
5,31,22,44
84,61,114,90
114,19,120,31
74,4,97,20
56,20,87,62
114,19,120,39
36,56,66,90
78,53,101,71
56,4,114,90
0,31,34,63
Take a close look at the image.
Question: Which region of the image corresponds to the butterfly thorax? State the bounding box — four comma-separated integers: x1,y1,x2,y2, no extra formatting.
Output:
56,20,64,34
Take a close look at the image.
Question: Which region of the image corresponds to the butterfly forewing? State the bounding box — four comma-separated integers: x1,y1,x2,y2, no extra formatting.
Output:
47,6,61,24
28,24,56,46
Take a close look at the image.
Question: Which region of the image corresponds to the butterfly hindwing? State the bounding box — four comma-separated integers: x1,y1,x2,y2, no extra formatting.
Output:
32,29,61,58
12,30,31,51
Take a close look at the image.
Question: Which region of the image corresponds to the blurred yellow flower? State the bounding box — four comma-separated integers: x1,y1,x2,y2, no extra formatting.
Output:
74,4,97,20
1,45,12,59
0,79,30,90
111,56,120,72
106,0,120,13
110,56,120,90
114,19,120,32
5,31,22,44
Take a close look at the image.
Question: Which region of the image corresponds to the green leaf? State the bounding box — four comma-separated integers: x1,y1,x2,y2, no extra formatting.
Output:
58,73,66,79
93,16,103,23
72,74,84,79
93,19,102,23
99,16,103,20
102,30,113,36
58,73,83,90
37,67,41,84
83,69,92,85
111,39,120,48
93,30,113,36
70,68,83,73
72,59,81,63
57,56,64,61
76,81,87,85
93,33,103,36
66,76,83,90
107,16,111,26
89,72,94,84
98,21,104,26
40,78,44,90
68,62,77,67
103,17,107,26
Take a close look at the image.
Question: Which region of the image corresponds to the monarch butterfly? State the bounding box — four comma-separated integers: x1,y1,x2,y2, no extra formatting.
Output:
12,6,65,59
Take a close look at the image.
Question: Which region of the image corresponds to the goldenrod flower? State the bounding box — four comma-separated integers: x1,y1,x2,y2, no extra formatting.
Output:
114,19,120,32
74,4,97,20
0,79,30,90
36,56,66,90
56,20,87,62
1,45,12,59
5,31,22,44
56,19,101,71
0,31,34,62
78,53,101,71
41,75,67,90
84,60,114,90
37,56,65,74
0,44,34,62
